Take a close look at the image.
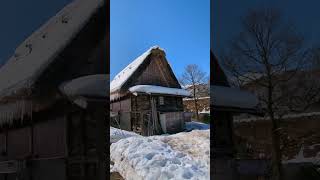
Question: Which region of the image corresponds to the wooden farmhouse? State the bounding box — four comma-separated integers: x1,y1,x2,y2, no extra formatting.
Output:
0,0,108,179
110,46,191,136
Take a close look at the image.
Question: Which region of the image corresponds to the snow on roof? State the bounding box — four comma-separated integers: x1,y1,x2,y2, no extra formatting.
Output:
60,74,108,98
211,85,259,110
185,121,210,131
110,46,164,93
0,0,104,99
129,85,191,97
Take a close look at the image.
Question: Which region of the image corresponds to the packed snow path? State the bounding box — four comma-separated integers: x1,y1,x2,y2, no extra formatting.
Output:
110,126,210,180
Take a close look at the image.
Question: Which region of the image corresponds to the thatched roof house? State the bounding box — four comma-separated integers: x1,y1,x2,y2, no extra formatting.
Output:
0,0,107,179
110,46,191,135
0,0,107,125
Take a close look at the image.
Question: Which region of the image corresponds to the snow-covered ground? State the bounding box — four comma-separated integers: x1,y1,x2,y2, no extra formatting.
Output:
283,145,320,165
110,126,140,143
110,124,210,180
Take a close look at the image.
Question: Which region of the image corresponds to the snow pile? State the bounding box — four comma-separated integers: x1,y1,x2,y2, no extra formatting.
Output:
211,85,258,109
129,85,191,97
110,128,210,180
110,46,164,93
110,127,140,143
157,130,210,169
284,145,320,165
185,121,210,131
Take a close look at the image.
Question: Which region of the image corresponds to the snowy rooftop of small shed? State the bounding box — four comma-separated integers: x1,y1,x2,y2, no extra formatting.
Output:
211,85,259,110
129,85,191,97
110,46,164,93
0,0,104,99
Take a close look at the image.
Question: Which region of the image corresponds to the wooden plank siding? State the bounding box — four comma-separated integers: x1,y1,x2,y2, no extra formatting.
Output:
127,54,181,89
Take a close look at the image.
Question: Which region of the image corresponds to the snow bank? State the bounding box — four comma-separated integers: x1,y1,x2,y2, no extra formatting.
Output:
110,127,140,143
211,85,258,109
110,46,164,92
157,130,210,169
110,128,210,180
129,85,191,97
284,145,320,165
185,121,210,131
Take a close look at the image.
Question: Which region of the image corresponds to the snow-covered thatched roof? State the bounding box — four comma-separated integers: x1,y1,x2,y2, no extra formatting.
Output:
110,46,164,93
0,0,104,100
211,85,259,111
129,85,191,97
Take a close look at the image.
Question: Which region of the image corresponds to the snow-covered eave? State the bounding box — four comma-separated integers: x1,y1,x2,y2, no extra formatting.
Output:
211,85,260,112
183,96,210,101
59,74,108,98
0,0,105,100
212,105,263,115
129,85,192,97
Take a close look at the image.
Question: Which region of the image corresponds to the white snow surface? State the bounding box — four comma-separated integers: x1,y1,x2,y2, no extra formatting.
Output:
110,127,140,143
211,85,258,109
110,46,164,93
110,128,210,180
0,0,104,98
129,85,191,97
283,145,320,165
60,74,108,98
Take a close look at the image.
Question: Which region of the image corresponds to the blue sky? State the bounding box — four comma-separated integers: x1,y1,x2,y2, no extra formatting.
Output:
110,0,210,79
0,0,70,65
213,0,320,57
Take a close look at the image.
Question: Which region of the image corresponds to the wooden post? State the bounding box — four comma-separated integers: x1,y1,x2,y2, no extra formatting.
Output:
150,96,160,135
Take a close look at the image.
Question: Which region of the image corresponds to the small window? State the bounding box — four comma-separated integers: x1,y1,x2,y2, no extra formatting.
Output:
159,96,164,105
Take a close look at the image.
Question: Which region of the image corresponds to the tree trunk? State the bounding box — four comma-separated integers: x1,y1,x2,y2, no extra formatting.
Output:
267,76,283,180
271,116,283,180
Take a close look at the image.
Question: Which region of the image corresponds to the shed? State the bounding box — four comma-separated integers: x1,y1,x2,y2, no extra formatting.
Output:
110,46,191,135
0,0,108,179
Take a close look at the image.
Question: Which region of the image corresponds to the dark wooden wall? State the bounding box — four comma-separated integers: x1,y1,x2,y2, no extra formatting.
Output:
67,101,106,180
110,98,131,113
130,95,183,113
213,111,234,157
0,117,67,161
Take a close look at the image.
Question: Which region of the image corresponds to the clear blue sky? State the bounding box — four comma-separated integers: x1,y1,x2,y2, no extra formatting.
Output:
110,0,210,79
213,0,320,57
0,0,71,65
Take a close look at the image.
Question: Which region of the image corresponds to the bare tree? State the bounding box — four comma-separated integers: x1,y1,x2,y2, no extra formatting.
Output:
180,64,207,121
221,8,320,180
